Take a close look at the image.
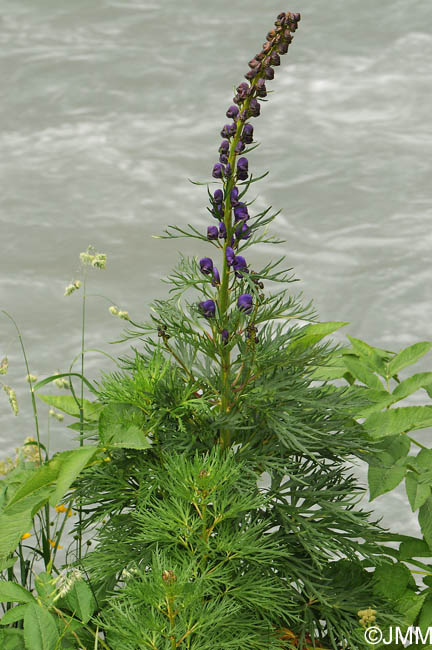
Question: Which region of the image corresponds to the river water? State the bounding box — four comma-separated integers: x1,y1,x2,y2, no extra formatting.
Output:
1,0,431,537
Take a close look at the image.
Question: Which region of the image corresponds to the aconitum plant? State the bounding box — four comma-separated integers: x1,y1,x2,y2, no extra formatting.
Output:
9,10,399,650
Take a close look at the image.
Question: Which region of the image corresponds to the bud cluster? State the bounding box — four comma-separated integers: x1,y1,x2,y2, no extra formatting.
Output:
357,608,377,628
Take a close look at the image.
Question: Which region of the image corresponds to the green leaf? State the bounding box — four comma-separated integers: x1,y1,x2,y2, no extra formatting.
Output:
0,557,17,571
369,463,406,501
395,590,426,625
290,321,348,352
419,497,432,551
37,395,103,421
0,580,36,604
346,336,390,374
393,372,432,401
388,342,432,377
99,403,152,450
64,579,96,624
364,406,432,439
399,537,432,560
0,604,29,625
418,595,432,634
342,356,383,390
49,447,98,506
7,463,60,508
33,372,96,393
34,573,56,608
0,628,25,650
373,562,412,600
406,472,431,512
23,603,59,650
406,448,432,472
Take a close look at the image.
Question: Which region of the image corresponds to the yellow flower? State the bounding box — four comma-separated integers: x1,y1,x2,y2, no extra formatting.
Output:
21,532,31,540
55,504,67,513
48,538,63,549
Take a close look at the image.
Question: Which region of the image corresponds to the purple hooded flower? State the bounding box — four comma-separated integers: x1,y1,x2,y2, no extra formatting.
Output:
213,189,223,204
230,187,239,205
245,68,258,81
219,140,229,154
220,123,237,138
238,294,253,313
271,52,281,66
221,329,229,344
218,221,227,239
256,78,267,97
207,226,219,241
219,153,228,164
200,257,214,275
235,140,245,154
235,223,251,240
199,300,216,318
212,163,225,179
226,246,236,266
212,267,221,286
225,162,232,177
264,66,275,80
226,105,239,119
249,98,261,117
242,124,254,144
237,157,249,180
233,256,248,277
234,203,249,221
236,82,250,100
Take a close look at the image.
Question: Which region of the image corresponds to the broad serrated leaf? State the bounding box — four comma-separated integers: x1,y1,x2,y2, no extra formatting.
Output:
395,590,426,626
405,472,431,511
419,497,432,551
393,372,432,401
373,563,412,600
99,403,152,450
418,596,432,633
290,321,348,352
388,342,432,377
364,406,432,439
399,537,432,560
64,579,96,624
346,336,390,374
0,604,28,625
368,463,406,501
37,394,102,421
48,446,98,506
0,580,36,604
342,356,383,390
23,603,59,650
0,628,25,649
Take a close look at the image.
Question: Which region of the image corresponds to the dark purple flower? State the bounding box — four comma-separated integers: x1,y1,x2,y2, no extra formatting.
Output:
235,140,245,154
256,78,267,97
278,41,289,55
249,98,261,117
200,257,214,275
245,68,258,81
199,300,216,318
226,246,236,266
230,187,239,205
242,124,254,144
221,329,229,344
220,123,237,138
233,256,248,277
207,226,219,241
219,140,229,154
218,222,226,239
234,203,249,221
213,189,223,204
264,67,275,80
271,52,281,66
225,162,232,177
248,58,261,69
237,157,249,180
226,105,239,119
236,82,250,100
212,267,221,285
238,109,248,122
212,163,225,178
238,294,253,313
235,223,251,240
219,153,228,164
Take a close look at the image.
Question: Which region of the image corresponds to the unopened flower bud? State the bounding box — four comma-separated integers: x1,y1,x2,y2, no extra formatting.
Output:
26,374,37,383
207,226,219,241
0,357,8,375
118,311,129,320
109,305,119,315
264,67,275,80
226,105,239,119
199,300,216,319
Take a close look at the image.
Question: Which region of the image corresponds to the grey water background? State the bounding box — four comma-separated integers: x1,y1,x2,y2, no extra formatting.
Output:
1,0,431,538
